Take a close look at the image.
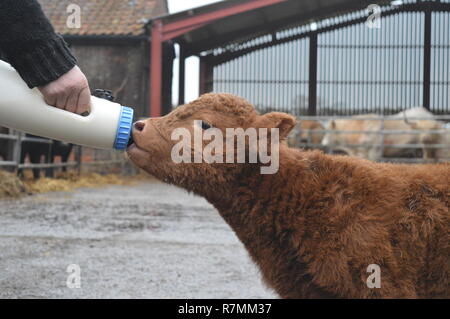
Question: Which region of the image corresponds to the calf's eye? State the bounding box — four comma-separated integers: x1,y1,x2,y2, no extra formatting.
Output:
201,120,212,130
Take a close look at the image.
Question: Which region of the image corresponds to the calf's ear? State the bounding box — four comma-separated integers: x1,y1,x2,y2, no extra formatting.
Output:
255,112,296,139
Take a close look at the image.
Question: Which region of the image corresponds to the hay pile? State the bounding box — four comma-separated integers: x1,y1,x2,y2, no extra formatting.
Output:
0,170,28,199
0,170,151,199
24,172,137,194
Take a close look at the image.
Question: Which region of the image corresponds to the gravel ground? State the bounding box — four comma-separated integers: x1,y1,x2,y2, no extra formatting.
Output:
0,180,276,299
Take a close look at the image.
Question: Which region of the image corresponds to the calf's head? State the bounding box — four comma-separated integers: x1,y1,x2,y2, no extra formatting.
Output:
127,93,295,195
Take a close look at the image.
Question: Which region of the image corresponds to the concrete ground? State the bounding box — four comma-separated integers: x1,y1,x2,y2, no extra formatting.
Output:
0,180,276,299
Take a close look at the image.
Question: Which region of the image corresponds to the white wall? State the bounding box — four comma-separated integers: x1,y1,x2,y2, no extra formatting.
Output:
168,0,224,105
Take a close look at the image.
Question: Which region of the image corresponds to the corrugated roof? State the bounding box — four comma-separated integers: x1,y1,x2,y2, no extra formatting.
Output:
38,0,168,36
158,0,393,55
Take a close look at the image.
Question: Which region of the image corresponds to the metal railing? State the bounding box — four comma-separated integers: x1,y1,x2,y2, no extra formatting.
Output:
210,1,450,116
289,114,450,164
0,129,128,176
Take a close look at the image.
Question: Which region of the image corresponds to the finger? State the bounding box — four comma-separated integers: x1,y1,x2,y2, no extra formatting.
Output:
55,93,69,110
43,94,57,108
76,87,91,115
65,90,79,113
39,88,57,107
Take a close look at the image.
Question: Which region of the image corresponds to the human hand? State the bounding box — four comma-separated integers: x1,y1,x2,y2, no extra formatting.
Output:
38,65,91,115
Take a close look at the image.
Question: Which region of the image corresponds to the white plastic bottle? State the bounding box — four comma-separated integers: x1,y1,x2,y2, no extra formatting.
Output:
0,60,133,150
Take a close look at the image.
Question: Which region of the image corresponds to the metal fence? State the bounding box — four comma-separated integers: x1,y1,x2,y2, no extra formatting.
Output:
210,0,450,116
0,128,128,177
288,114,450,163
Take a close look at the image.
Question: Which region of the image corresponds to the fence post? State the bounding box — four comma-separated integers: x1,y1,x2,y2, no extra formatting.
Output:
12,130,22,174
75,146,82,176
178,45,186,105
378,116,385,161
308,33,318,116
423,8,432,110
199,57,214,94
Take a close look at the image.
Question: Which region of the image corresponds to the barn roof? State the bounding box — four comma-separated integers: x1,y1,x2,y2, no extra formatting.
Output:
38,0,168,36
154,0,393,55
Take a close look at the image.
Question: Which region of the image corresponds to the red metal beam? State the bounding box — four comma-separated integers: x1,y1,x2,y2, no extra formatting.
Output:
162,23,207,42
149,0,287,116
150,20,163,117
162,0,287,40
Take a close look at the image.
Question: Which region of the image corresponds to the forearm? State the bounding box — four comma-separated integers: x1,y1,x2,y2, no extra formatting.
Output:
0,0,76,88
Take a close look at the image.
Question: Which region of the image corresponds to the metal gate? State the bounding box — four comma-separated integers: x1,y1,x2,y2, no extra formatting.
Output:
210,0,450,116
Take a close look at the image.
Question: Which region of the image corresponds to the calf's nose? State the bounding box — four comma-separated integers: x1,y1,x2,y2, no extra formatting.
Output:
134,121,145,132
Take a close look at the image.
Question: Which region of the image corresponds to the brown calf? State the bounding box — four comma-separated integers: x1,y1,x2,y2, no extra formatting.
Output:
128,93,449,298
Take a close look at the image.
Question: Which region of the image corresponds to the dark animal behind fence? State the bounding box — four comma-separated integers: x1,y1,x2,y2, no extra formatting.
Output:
19,134,73,179
0,126,9,160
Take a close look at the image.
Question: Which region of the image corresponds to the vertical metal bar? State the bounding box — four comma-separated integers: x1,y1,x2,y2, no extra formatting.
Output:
296,39,300,114
423,8,432,110
343,28,348,114
258,49,262,109
375,21,380,111
264,48,269,109
199,57,213,95
308,33,318,115
269,43,273,110
388,15,393,112
213,65,222,92
358,25,363,113
395,13,400,111
290,40,295,114
178,45,186,105
383,16,387,111
255,50,259,106
432,10,436,112
280,43,284,111
441,12,450,113
369,20,374,113
379,115,385,161
350,25,355,112
267,47,272,110
12,130,22,174
337,30,342,114
435,12,441,113
247,53,252,104
399,14,404,111
150,20,163,117
75,146,82,176
199,57,206,95
318,36,323,115
407,12,412,108
247,53,251,103
439,12,442,113
226,61,231,95
445,12,449,114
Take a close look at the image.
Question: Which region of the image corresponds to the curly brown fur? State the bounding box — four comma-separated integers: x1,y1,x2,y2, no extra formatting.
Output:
128,93,449,299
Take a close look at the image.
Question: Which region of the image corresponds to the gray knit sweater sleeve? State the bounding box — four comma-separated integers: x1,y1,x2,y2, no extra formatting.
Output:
0,0,77,88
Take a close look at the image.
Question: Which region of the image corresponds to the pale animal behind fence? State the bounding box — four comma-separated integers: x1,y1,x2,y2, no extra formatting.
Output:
289,114,450,163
